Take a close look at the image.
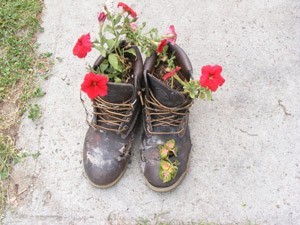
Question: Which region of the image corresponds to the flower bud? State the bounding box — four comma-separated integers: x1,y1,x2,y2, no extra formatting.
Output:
98,12,107,23
98,12,107,32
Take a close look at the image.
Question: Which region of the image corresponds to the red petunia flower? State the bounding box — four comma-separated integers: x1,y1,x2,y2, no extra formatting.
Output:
156,39,168,54
117,2,137,18
162,66,181,80
165,25,177,45
81,72,109,99
200,65,225,92
73,33,92,58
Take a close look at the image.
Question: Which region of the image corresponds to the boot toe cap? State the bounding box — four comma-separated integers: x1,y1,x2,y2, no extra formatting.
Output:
143,159,187,191
141,134,192,191
84,156,127,187
83,128,129,188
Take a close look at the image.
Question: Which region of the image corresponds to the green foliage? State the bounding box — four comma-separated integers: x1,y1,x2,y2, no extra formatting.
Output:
0,135,40,219
0,136,16,180
55,56,63,63
0,135,41,181
158,139,179,183
108,54,123,72
0,0,43,101
92,5,160,82
28,104,42,120
93,8,137,82
0,0,44,218
39,52,53,58
33,86,46,98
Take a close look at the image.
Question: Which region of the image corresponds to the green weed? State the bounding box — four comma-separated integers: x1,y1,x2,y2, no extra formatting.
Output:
28,104,42,120
0,0,45,221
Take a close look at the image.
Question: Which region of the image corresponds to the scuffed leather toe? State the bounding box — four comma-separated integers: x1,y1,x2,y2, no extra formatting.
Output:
141,132,191,190
83,127,131,187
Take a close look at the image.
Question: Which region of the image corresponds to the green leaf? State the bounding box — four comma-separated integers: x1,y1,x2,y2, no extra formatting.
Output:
159,146,169,159
32,151,41,159
170,165,178,179
104,25,115,35
165,139,175,149
100,35,107,44
107,13,113,21
160,160,171,171
107,39,116,50
108,54,121,72
0,170,9,180
114,14,122,25
200,92,205,99
190,91,196,99
114,25,123,30
170,147,178,157
120,30,128,35
145,51,151,58
114,77,122,83
174,159,180,166
159,170,172,183
124,17,130,24
206,89,212,100
100,61,109,73
100,48,106,57
124,48,136,58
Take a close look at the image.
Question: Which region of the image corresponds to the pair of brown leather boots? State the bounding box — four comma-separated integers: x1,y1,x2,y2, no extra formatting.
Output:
83,44,193,192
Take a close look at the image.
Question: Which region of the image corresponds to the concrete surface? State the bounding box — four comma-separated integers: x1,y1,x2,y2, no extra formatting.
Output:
3,0,300,224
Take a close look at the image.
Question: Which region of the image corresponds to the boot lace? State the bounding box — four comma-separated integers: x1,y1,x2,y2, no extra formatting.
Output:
91,96,135,133
144,90,192,135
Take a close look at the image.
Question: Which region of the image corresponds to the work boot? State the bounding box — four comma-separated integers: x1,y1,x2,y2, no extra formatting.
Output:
141,44,193,192
83,46,143,188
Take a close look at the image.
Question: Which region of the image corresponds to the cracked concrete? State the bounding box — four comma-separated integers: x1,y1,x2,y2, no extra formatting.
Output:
3,0,300,224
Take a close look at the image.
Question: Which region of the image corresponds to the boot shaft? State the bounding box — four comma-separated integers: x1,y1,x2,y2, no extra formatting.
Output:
91,45,143,138
142,44,194,136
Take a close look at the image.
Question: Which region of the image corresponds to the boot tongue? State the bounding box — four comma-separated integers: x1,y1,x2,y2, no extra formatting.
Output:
147,74,185,107
102,83,133,103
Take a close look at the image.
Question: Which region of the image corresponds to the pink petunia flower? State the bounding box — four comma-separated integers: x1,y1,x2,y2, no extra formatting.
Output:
130,22,137,32
165,25,177,45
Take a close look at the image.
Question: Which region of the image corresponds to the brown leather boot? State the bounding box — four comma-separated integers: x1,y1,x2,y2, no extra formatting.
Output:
141,44,193,192
83,46,143,188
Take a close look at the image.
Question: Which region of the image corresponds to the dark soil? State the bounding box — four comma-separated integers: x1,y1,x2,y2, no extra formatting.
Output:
152,62,186,92
121,57,134,84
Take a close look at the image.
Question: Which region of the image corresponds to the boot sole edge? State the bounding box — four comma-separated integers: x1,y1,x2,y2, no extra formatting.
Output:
84,161,129,189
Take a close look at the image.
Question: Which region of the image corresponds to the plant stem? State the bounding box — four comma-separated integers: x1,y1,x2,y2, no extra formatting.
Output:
173,74,186,86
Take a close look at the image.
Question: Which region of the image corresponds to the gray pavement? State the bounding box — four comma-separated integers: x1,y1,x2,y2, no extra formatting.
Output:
3,0,300,224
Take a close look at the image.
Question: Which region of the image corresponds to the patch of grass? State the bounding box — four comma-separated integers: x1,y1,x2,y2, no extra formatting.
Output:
0,136,16,181
0,135,16,222
28,103,42,120
0,0,49,221
33,86,46,98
